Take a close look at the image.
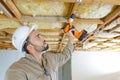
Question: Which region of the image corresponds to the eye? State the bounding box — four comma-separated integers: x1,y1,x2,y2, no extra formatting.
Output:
36,34,40,38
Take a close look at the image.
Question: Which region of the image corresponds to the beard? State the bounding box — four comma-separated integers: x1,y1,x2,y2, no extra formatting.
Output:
42,44,49,51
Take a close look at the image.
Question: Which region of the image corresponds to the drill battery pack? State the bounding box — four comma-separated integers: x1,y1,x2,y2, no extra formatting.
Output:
72,30,87,41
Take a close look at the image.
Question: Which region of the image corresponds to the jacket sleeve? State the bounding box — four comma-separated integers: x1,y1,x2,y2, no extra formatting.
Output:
5,69,27,80
46,42,75,69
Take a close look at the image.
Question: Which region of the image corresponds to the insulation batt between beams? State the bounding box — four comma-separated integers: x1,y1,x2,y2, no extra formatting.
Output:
13,0,71,16
77,3,114,18
96,32,120,38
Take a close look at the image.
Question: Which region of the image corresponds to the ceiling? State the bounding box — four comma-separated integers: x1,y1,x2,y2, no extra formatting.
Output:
0,0,120,52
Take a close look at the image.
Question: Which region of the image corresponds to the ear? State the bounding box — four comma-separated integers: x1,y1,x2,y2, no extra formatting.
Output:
26,44,33,52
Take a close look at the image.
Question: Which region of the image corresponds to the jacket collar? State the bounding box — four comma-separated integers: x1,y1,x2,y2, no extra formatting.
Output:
25,53,47,67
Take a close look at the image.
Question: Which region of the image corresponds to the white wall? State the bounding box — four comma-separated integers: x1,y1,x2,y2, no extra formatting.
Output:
0,50,24,80
72,51,120,80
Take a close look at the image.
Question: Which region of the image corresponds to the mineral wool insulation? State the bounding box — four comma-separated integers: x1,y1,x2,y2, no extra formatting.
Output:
0,19,21,29
13,0,70,16
77,3,114,18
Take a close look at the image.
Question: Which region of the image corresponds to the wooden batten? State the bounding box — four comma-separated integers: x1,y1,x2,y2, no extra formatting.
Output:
104,7,120,22
75,19,104,24
43,0,120,5
82,0,120,5
104,24,120,33
21,16,67,23
0,14,7,18
0,37,11,42
117,17,120,24
44,0,76,3
3,0,22,19
21,16,104,24
71,3,80,14
0,15,105,25
0,28,62,33
0,2,13,18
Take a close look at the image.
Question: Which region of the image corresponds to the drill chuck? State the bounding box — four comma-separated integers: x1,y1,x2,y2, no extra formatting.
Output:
69,14,75,22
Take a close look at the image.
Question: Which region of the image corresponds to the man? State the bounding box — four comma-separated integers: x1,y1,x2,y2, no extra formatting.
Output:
5,25,75,80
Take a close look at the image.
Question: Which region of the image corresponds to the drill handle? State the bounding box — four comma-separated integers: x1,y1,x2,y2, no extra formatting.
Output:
63,24,75,33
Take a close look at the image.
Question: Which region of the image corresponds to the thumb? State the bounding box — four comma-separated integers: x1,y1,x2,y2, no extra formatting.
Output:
68,29,75,38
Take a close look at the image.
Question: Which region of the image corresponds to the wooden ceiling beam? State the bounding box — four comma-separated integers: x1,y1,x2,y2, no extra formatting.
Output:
71,3,80,14
104,7,120,22
94,36,120,40
0,42,14,49
0,34,63,39
88,37,120,44
87,46,107,50
82,0,120,5
0,28,15,33
0,14,7,18
57,34,66,52
20,16,104,24
0,37,11,41
0,38,62,42
104,24,120,33
44,0,120,5
75,18,104,24
0,33,63,41
0,31,8,36
0,2,13,18
0,46,14,49
0,15,104,24
117,17,120,24
0,28,62,33
3,0,22,19
21,16,67,23
104,31,120,34
0,42,61,50
44,0,76,3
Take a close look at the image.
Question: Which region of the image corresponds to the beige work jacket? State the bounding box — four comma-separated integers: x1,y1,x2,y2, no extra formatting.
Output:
5,42,75,80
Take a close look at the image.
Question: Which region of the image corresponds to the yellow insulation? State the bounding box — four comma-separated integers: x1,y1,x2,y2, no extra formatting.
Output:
13,0,70,16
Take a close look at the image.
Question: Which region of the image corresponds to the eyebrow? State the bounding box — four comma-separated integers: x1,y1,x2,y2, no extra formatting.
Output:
35,33,41,38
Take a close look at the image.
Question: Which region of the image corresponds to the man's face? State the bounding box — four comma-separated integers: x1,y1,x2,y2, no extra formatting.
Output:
28,30,49,52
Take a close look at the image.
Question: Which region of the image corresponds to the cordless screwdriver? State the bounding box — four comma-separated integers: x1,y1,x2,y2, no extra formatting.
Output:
63,14,87,41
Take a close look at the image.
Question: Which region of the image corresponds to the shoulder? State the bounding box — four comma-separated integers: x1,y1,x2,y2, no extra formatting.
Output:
6,57,27,77
8,57,28,71
10,57,25,69
5,58,27,80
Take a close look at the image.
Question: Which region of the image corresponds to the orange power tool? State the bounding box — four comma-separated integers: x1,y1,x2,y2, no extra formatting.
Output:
63,14,87,41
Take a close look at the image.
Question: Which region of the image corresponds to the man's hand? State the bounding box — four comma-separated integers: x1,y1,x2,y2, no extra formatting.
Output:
66,29,75,44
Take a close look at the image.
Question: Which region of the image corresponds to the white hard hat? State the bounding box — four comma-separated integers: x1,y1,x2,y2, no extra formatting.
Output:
12,25,38,52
